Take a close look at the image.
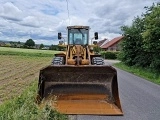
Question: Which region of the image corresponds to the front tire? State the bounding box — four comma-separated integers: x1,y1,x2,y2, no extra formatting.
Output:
92,57,104,65
52,57,64,65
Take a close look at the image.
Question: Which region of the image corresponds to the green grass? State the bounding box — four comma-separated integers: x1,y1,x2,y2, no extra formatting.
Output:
0,47,61,57
0,47,67,119
0,47,60,54
114,62,160,85
0,81,68,120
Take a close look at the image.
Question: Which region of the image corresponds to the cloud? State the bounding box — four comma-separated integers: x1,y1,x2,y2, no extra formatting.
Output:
0,0,158,45
20,16,40,28
0,2,23,21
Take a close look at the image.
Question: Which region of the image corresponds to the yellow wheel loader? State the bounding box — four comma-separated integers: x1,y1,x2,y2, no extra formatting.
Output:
37,26,123,115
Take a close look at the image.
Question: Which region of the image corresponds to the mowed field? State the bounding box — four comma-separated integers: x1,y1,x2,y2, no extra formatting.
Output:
0,47,59,104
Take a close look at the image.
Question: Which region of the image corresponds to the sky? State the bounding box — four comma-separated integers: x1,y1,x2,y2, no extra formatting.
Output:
0,0,159,45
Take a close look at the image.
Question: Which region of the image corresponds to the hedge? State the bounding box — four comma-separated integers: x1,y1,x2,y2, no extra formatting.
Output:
100,51,120,59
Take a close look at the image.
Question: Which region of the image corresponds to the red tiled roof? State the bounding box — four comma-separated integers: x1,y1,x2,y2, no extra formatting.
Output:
101,36,124,49
97,39,107,47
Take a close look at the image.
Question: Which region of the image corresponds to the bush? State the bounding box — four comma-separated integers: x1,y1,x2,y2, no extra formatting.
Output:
120,3,160,71
93,46,102,53
101,51,120,59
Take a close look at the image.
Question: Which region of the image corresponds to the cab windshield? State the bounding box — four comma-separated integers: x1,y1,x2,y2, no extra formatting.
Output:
68,29,89,45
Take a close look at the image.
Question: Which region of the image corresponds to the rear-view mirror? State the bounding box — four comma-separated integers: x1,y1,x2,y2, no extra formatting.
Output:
58,33,62,39
94,32,98,40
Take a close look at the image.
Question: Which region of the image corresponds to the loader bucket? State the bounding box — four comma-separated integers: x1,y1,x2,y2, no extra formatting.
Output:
37,65,123,115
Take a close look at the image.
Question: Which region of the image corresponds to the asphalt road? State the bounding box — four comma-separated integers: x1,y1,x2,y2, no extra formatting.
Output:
69,60,160,120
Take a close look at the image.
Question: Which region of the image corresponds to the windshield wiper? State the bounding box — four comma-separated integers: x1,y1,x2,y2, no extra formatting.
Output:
78,29,84,37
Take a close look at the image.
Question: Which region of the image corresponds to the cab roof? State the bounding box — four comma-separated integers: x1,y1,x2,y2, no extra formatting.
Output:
67,26,90,29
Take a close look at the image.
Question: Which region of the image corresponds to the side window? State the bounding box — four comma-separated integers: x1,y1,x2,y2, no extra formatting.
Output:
69,33,73,44
83,34,87,45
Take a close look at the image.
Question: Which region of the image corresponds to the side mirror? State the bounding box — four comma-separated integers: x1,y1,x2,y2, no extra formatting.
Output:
94,32,98,40
58,33,62,39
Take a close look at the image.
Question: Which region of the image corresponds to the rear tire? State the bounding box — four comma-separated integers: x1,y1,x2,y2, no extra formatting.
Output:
92,57,104,65
52,57,64,65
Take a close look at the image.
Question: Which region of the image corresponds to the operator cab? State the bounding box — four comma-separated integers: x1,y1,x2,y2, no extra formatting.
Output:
67,27,89,45
58,26,98,45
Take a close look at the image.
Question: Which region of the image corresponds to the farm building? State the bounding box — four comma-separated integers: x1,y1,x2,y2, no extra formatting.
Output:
101,36,124,51
97,38,108,47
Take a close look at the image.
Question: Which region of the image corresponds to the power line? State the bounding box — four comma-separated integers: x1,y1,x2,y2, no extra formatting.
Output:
66,0,70,25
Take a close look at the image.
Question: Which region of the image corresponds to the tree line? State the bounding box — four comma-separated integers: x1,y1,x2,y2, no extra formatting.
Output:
120,3,160,72
0,39,64,51
17,39,65,50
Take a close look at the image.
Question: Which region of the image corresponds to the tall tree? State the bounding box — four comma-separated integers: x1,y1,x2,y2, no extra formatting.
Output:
39,43,44,49
120,3,160,71
142,3,160,70
25,39,35,48
120,17,144,66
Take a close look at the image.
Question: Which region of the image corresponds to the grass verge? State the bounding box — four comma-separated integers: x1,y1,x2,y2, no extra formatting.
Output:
0,81,68,120
0,51,54,57
114,62,160,85
0,47,60,54
0,47,60,57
